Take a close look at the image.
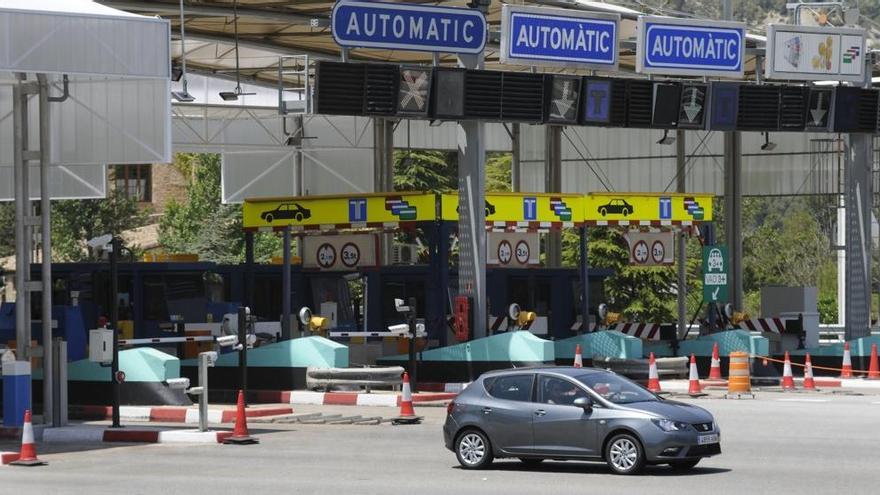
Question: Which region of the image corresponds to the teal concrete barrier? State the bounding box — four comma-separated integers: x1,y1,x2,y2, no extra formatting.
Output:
68,347,180,382
790,335,880,357
382,331,554,363
678,330,768,358
555,331,642,361
181,336,348,368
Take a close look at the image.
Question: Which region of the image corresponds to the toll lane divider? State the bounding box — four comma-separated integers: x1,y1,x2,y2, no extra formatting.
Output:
69,405,293,424
255,391,459,407
755,354,870,376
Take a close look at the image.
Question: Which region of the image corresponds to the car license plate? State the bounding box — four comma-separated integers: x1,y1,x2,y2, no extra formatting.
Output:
698,434,719,445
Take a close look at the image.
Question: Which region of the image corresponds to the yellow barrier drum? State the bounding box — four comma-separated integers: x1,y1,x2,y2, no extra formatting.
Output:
727,351,751,394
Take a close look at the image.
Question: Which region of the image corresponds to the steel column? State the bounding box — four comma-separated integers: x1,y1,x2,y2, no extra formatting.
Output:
578,227,589,334
723,131,743,309
282,226,292,341
844,133,872,340
12,74,31,362
676,129,687,339
37,74,54,425
545,126,562,268
374,118,394,265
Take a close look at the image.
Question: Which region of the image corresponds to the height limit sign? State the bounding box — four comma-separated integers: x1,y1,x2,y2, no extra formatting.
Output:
702,246,728,303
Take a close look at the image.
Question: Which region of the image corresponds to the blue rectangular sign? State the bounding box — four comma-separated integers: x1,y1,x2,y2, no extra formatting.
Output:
331,0,486,54
500,5,619,69
583,79,611,124
637,16,745,78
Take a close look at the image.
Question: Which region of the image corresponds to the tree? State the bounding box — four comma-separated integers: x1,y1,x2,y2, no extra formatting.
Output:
51,189,148,261
159,153,282,263
393,150,456,192
486,153,512,192
0,203,14,258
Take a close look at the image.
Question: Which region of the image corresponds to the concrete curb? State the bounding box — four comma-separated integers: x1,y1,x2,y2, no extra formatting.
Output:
69,406,293,424
41,426,232,445
1,451,20,465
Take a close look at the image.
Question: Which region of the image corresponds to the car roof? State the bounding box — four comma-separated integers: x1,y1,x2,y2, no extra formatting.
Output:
480,366,609,379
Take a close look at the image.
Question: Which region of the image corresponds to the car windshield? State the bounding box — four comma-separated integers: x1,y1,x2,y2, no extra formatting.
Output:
576,372,658,404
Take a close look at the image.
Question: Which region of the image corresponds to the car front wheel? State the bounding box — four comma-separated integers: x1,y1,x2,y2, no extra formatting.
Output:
456,430,493,470
605,433,645,475
264,214,274,223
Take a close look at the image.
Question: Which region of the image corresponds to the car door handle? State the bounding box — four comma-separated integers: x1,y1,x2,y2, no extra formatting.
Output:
534,409,546,417
482,407,492,415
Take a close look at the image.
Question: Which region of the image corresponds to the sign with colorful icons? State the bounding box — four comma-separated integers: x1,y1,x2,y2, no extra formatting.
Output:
765,24,866,82
441,193,584,224
584,193,713,223
243,192,436,229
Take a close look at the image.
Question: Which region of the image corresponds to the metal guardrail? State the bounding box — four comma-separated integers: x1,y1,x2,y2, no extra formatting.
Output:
306,366,405,391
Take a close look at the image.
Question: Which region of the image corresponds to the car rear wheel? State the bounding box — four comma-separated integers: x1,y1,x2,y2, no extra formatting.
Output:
295,213,303,221
456,430,493,470
605,433,645,475
622,208,630,216
669,459,700,471
600,208,607,216
264,214,274,223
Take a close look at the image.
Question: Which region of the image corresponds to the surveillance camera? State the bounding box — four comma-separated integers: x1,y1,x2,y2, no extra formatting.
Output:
216,335,239,347
166,377,190,390
394,298,411,314
203,351,218,365
388,323,409,335
221,313,238,336
86,234,113,250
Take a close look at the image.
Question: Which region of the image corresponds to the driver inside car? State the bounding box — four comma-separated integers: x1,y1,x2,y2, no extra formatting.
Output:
546,379,587,406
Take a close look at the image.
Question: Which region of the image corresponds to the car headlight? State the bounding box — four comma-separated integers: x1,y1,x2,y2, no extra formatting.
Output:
652,418,690,432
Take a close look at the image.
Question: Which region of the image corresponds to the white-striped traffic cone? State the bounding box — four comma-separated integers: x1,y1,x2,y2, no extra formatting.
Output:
688,354,702,395
10,410,46,466
840,342,853,378
573,344,583,368
393,372,421,425
647,352,661,393
709,343,722,380
781,351,796,390
803,353,816,390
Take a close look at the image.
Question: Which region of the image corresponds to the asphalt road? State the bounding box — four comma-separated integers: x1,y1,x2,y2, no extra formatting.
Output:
1,391,878,495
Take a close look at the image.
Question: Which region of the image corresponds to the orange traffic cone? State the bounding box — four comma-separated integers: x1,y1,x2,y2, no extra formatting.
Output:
647,352,661,393
802,353,816,390
709,343,722,380
573,344,583,368
868,344,879,380
781,351,796,390
688,354,702,395
841,342,853,378
10,410,46,466
393,372,422,425
223,390,258,445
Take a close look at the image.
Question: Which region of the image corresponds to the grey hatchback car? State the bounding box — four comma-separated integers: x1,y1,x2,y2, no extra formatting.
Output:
443,367,721,474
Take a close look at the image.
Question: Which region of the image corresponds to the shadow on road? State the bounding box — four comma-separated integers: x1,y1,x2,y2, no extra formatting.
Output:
454,460,731,476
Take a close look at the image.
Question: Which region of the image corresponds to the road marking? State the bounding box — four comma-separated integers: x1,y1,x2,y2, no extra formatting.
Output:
872,401,880,405
776,398,829,403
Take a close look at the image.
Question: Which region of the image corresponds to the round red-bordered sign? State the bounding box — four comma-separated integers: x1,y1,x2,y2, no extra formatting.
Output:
497,240,513,265
316,243,337,269
340,242,360,268
651,240,666,264
632,240,649,264
515,240,530,265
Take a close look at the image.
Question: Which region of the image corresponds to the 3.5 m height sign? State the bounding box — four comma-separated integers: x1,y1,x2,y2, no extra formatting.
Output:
331,0,486,54
500,5,619,70
636,16,745,78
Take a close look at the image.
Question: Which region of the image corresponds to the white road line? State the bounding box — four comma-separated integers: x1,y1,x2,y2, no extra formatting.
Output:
871,401,880,405
776,398,829,403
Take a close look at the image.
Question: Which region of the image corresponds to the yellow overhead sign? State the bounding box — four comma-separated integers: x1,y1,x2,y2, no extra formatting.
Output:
243,192,436,230
584,193,713,223
441,193,583,224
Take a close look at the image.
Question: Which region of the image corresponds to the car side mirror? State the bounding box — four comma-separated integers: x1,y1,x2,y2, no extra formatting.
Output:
573,396,593,413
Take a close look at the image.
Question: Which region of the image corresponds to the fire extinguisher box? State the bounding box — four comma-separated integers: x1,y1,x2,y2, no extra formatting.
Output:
2,360,31,427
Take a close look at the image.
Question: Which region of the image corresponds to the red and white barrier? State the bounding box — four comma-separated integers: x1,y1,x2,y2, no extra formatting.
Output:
736,318,786,334
287,391,457,407
70,405,292,424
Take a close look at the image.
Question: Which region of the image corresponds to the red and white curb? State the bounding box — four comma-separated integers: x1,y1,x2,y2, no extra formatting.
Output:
70,405,292,424
285,391,458,407
416,383,470,393
1,451,19,466
40,426,234,445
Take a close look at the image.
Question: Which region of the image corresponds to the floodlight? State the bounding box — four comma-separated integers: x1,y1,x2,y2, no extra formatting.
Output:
657,129,676,146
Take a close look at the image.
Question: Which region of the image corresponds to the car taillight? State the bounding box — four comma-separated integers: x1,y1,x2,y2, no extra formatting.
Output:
446,401,455,415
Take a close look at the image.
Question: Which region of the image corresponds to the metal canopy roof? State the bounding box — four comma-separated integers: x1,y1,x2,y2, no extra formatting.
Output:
98,0,780,89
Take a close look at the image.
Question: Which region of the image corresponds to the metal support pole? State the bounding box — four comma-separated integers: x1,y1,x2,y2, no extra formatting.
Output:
511,123,521,192
578,227,590,334
676,129,688,341
110,237,121,428
198,352,210,432
406,297,418,393
244,232,254,308
723,131,743,309
37,74,54,425
237,306,248,405
13,74,31,362
844,133,872,340
292,115,304,196
374,118,394,264
282,227,292,340
545,126,562,268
